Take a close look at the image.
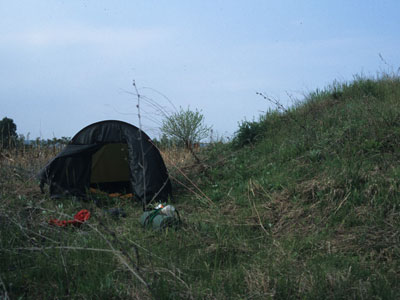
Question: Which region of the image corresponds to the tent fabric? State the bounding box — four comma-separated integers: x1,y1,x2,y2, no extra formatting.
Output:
38,120,172,203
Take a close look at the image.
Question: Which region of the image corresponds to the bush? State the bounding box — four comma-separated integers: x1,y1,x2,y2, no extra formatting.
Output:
0,117,17,149
161,107,211,150
233,120,265,147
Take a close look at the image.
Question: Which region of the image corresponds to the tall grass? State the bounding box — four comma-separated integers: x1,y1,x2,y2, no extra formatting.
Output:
1,72,400,299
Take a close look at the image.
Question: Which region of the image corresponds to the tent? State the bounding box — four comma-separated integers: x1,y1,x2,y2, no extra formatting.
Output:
38,120,172,203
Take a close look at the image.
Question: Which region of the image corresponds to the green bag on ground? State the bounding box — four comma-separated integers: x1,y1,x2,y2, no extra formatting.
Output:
140,205,181,230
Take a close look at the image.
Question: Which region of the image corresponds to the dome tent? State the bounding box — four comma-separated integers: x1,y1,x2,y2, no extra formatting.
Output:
38,120,171,203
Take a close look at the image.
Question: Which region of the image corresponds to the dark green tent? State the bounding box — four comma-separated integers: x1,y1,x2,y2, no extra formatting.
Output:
38,120,171,203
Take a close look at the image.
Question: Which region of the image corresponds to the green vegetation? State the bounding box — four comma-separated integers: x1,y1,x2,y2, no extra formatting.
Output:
161,106,211,149
1,72,400,299
0,117,17,149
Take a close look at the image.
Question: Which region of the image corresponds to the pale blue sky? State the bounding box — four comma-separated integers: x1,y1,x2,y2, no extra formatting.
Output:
1,1,399,139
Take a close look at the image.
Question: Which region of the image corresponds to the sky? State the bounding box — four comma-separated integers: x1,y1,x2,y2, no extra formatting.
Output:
1,0,399,140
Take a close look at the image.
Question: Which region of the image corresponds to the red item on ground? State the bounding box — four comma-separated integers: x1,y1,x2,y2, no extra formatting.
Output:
49,209,91,227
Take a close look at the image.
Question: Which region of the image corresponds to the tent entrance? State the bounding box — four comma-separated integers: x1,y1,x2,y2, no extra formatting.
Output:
90,143,132,193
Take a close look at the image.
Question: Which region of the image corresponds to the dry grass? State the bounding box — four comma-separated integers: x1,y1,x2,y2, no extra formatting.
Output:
159,146,195,171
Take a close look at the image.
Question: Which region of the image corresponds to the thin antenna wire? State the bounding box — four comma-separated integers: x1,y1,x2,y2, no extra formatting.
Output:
133,80,147,211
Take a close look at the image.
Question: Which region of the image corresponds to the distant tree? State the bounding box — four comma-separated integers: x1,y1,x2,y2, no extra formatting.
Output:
0,117,17,149
160,107,211,150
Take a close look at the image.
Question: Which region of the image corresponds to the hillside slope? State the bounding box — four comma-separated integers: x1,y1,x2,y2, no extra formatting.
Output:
194,73,400,298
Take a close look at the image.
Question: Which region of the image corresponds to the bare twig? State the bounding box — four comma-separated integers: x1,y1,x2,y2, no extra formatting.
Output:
98,220,140,270
153,268,194,300
11,246,123,253
147,177,172,206
168,163,214,206
334,192,351,215
147,139,213,205
256,92,307,131
89,220,149,288
59,246,70,296
133,80,148,211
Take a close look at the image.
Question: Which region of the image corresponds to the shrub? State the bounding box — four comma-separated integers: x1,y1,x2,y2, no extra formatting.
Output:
161,107,211,150
233,120,265,147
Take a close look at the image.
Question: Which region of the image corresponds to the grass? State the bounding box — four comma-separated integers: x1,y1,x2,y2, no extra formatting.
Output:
1,72,400,299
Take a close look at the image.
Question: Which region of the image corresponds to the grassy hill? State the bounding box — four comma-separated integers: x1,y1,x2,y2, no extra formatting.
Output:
1,73,400,299
196,73,400,298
